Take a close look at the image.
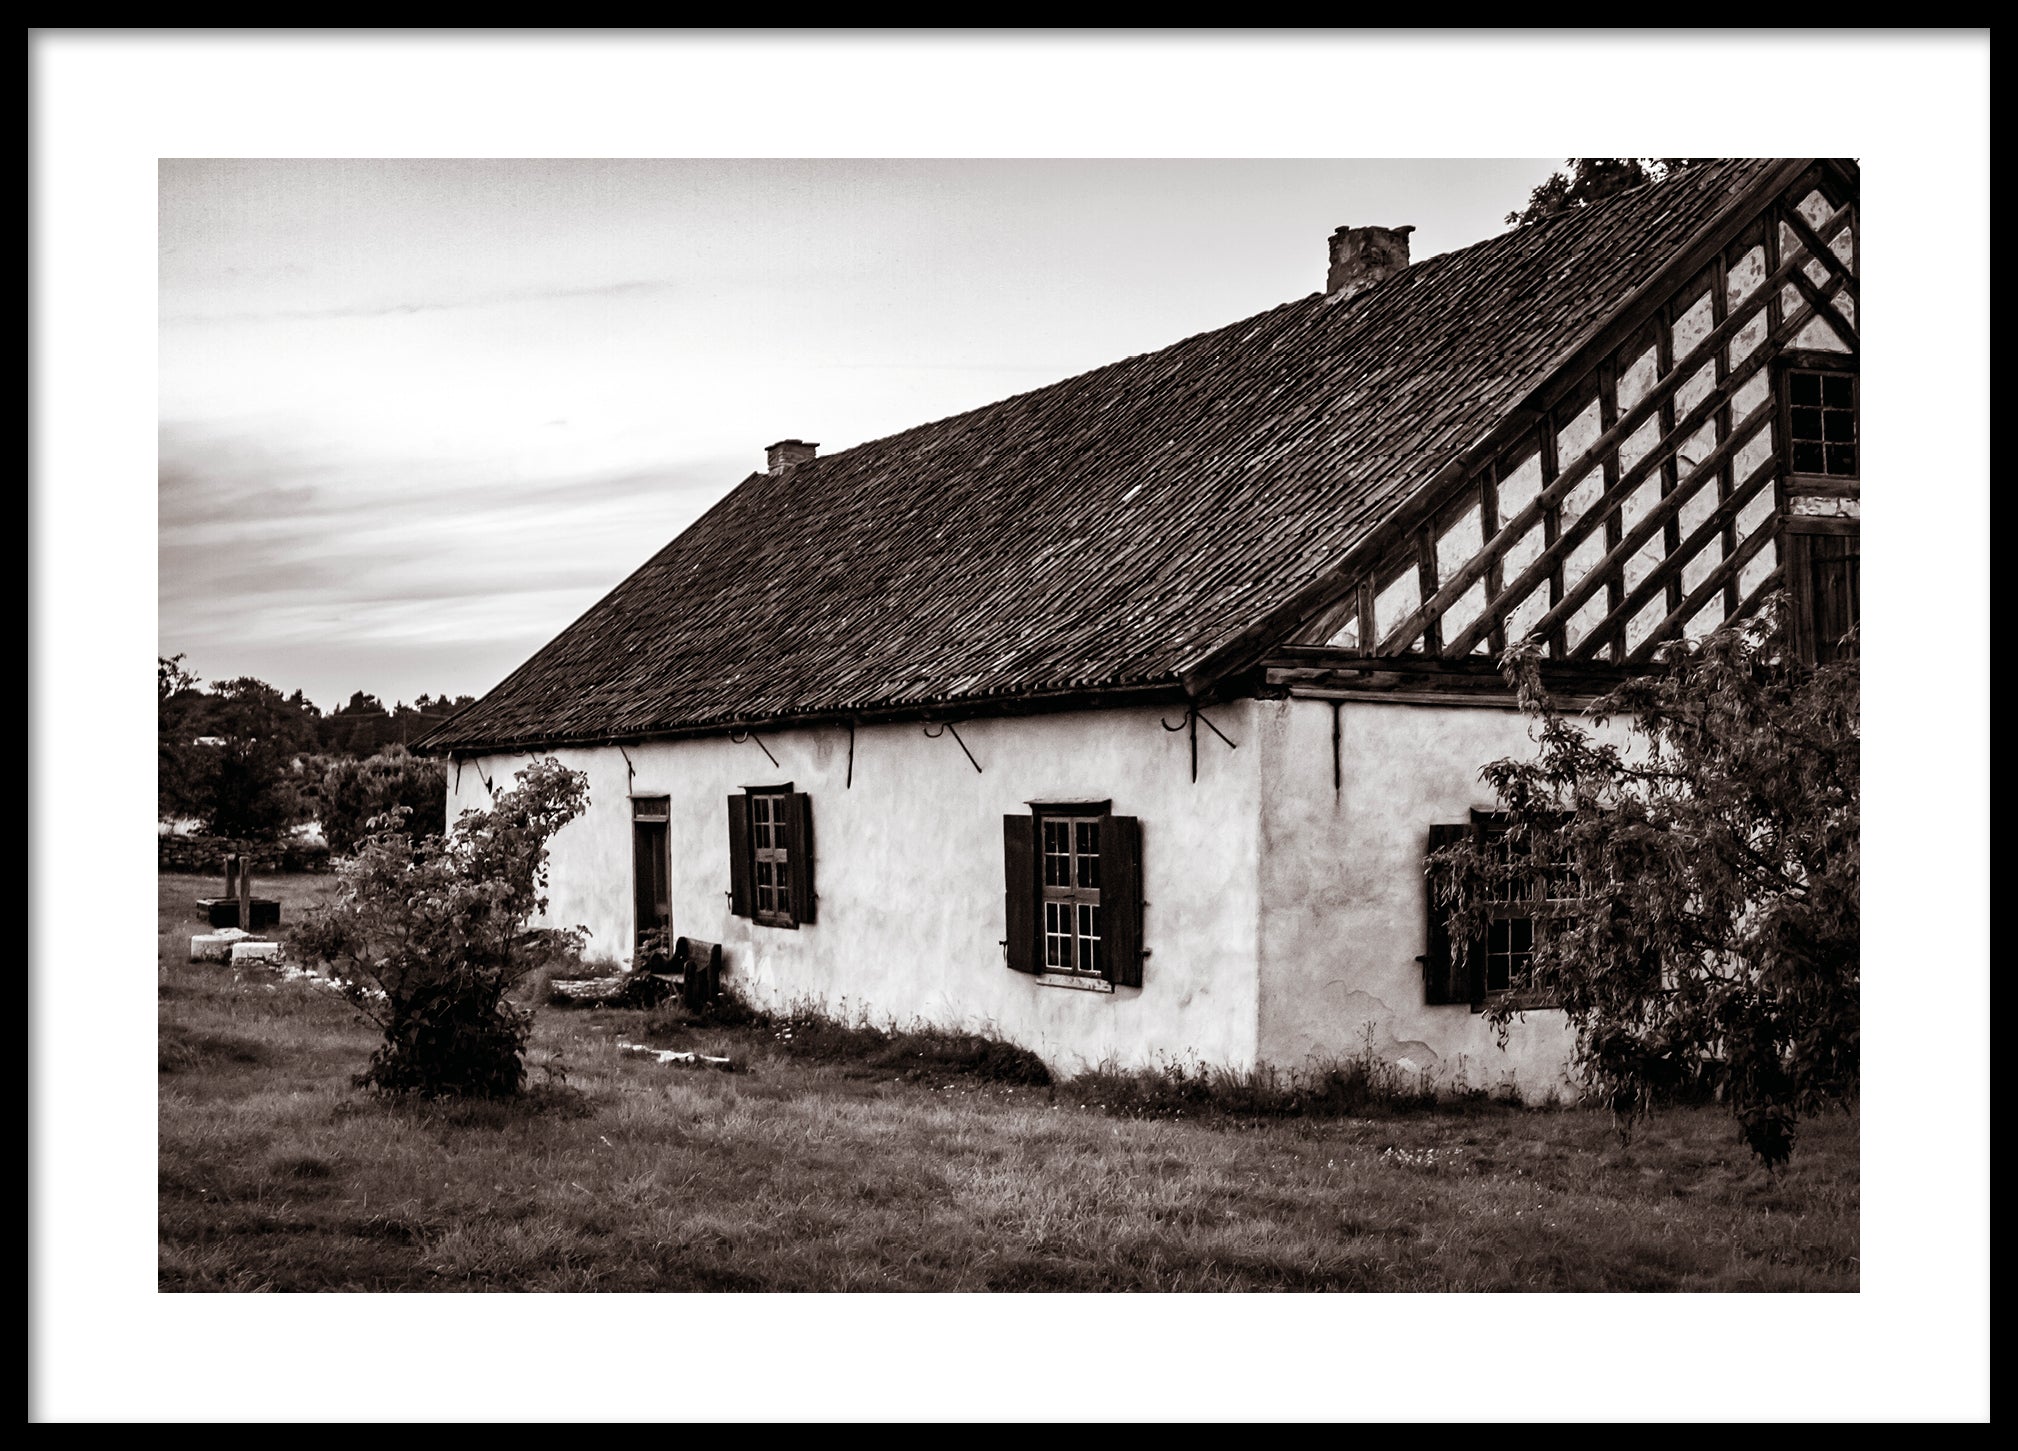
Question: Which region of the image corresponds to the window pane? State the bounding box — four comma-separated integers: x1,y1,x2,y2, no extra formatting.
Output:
1043,820,1071,887
1045,901,1072,968
1075,821,1101,888
1077,903,1102,978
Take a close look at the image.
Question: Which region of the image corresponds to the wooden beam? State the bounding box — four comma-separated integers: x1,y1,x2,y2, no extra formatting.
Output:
1440,368,1776,658
1564,453,1779,661
1777,200,1859,302
1377,237,1846,656
1174,159,1818,697
1429,274,1844,659
1623,523,1779,665
1728,562,1786,629
1782,256,1860,353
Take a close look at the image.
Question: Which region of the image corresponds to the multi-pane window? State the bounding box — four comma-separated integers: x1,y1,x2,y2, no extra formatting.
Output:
727,787,814,929
1040,814,1102,975
1423,814,1571,1009
750,792,792,926
1787,370,1857,477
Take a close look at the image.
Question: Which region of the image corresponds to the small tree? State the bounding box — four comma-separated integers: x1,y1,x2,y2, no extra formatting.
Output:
292,758,589,1098
319,746,449,854
1507,158,1699,227
1434,600,1858,1165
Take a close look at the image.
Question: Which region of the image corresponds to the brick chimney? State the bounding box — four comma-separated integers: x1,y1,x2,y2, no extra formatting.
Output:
765,439,818,473
1326,224,1415,301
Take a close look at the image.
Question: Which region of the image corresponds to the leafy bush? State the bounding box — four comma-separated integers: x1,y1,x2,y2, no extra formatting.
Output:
319,746,449,854
291,758,589,1098
1434,599,1858,1165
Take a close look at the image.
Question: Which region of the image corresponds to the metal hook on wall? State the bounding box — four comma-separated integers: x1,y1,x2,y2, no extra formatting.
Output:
923,720,982,774
729,728,779,768
1160,704,1238,783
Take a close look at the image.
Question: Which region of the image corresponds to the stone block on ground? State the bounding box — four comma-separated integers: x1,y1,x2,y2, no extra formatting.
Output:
231,940,284,964
190,928,250,962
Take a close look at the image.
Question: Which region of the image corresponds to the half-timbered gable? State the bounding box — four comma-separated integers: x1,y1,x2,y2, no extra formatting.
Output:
1270,159,1858,689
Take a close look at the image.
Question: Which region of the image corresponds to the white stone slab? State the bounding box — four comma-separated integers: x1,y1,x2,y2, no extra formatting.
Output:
189,928,250,961
230,940,283,964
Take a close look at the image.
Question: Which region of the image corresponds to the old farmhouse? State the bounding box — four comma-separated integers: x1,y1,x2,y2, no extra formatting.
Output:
420,158,1859,1095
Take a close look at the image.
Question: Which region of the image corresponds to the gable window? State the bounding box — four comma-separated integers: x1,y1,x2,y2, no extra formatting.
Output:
1422,812,1570,1010
727,785,815,929
1003,803,1143,988
1786,370,1858,478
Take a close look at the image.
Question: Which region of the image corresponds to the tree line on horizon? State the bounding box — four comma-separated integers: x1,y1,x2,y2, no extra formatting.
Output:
159,654,471,843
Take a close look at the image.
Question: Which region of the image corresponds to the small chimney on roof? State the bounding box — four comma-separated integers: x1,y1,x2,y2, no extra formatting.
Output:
765,439,818,474
1326,224,1415,301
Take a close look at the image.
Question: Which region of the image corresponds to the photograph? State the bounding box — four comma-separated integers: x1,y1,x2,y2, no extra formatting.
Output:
154,153,1865,1293
30,29,1989,1426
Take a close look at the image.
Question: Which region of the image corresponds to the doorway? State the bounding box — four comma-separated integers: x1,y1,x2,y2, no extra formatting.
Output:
632,795,672,968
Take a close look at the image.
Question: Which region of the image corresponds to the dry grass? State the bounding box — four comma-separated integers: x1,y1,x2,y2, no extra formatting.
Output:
158,872,1858,1291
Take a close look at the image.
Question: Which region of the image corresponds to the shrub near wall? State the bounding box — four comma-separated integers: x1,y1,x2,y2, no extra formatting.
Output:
159,833,332,875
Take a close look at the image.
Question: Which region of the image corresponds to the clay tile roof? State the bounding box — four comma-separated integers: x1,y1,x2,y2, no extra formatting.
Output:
423,158,1785,753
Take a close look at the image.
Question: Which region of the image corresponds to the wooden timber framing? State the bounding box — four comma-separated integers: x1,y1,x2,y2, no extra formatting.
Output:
1257,162,1857,687
1174,158,1828,699
1261,647,1627,710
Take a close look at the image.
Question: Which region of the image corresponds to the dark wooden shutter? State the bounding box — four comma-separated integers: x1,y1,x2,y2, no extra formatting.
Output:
1422,822,1471,1005
1786,524,1860,666
727,793,754,918
1002,814,1038,973
787,791,816,924
1808,532,1859,663
1100,814,1144,987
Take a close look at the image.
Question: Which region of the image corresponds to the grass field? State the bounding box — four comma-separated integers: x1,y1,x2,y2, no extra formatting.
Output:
158,872,1858,1291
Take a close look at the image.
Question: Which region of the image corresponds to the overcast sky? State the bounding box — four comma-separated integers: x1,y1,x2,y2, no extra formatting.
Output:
159,157,1564,710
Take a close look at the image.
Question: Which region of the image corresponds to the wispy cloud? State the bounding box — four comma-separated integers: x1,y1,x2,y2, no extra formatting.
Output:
161,277,679,328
